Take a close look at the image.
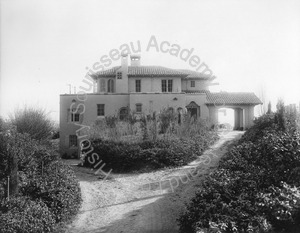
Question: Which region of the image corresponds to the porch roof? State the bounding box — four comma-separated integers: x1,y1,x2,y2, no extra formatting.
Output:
184,90,262,105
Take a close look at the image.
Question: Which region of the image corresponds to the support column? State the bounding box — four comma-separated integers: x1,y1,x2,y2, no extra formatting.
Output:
244,106,255,129
234,108,240,130
208,106,218,128
239,108,244,130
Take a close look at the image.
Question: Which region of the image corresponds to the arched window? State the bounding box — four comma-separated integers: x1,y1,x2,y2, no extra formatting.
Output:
107,79,114,93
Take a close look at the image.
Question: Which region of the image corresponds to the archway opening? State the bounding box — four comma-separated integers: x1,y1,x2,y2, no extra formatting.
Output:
217,108,234,130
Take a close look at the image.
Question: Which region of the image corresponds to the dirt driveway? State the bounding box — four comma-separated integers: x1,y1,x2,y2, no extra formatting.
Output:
65,131,243,233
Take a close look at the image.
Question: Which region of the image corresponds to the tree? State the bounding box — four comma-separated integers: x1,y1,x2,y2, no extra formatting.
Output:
10,107,54,141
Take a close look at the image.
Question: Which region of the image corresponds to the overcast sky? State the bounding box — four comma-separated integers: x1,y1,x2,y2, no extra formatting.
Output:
1,0,300,122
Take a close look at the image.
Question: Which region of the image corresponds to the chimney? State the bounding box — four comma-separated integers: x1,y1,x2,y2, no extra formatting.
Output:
121,53,128,69
130,54,141,66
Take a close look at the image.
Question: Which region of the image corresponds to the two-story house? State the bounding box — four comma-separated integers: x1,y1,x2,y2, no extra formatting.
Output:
59,54,262,157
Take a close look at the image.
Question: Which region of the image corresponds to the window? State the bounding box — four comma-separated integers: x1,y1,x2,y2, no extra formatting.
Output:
191,81,195,87
100,79,106,92
168,80,173,92
135,79,141,92
117,72,122,79
136,103,142,113
162,79,173,92
97,104,105,116
107,79,114,93
71,113,80,122
69,135,78,147
119,107,128,120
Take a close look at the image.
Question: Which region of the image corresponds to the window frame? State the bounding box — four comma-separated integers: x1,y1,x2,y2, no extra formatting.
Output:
117,72,122,79
162,79,173,92
71,113,80,122
97,104,105,116
107,79,114,93
191,80,195,87
135,79,141,92
136,103,142,113
69,135,78,147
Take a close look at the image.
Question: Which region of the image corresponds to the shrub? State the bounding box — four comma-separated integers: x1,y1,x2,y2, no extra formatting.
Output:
178,106,300,233
82,134,217,172
257,183,300,232
178,169,272,233
0,196,55,233
10,106,54,141
0,125,81,226
19,161,82,223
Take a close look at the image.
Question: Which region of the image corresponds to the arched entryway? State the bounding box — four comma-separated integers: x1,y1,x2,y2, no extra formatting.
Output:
208,105,255,130
186,101,200,119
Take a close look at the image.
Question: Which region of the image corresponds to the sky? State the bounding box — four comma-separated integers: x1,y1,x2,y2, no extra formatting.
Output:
1,0,300,122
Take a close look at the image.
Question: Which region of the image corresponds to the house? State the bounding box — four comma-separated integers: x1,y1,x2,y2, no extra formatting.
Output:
59,54,262,157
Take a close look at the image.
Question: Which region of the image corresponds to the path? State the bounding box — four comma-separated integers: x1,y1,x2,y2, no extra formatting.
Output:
65,130,243,233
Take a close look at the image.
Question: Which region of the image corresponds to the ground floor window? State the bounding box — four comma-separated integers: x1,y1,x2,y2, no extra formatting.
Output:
97,104,105,116
136,103,142,113
69,135,78,147
119,107,129,120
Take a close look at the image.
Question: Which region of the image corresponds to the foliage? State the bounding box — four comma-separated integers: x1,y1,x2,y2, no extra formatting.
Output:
0,196,55,233
19,161,82,223
9,106,54,141
178,100,300,233
0,123,82,230
82,137,208,172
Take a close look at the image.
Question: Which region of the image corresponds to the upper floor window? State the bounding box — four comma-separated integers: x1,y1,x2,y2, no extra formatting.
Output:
97,104,105,116
107,79,114,93
71,113,80,122
117,72,122,79
135,79,141,92
136,103,142,113
100,79,106,92
191,81,195,87
69,135,78,147
162,79,173,92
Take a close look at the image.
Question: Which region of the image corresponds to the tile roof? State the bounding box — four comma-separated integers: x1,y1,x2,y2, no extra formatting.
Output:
184,90,262,105
92,66,213,79
176,69,215,80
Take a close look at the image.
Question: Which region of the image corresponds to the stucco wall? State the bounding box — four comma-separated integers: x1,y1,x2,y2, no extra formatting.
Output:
128,77,182,93
181,80,210,91
129,93,186,114
59,93,130,156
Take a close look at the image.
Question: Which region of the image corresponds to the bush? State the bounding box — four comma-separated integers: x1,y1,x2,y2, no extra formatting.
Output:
10,106,54,141
19,161,82,223
0,196,55,233
0,125,81,228
82,133,218,172
178,104,300,233
178,169,272,233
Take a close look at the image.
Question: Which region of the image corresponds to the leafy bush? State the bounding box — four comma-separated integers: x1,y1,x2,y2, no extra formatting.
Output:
0,125,81,229
19,161,81,223
0,196,55,233
178,169,272,233
10,106,54,141
257,183,300,232
83,133,218,172
178,103,300,233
